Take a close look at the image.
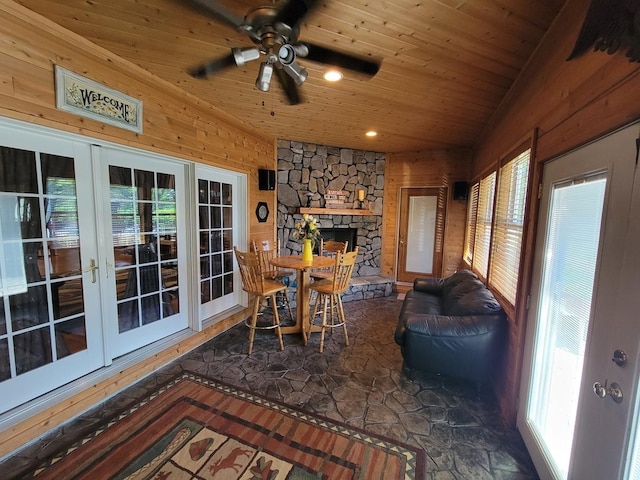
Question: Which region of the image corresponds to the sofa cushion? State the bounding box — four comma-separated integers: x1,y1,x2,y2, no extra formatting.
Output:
441,269,478,299
445,287,503,316
441,277,485,314
401,289,442,316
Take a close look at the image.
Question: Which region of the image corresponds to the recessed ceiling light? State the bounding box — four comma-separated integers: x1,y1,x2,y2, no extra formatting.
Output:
365,130,377,137
323,70,343,82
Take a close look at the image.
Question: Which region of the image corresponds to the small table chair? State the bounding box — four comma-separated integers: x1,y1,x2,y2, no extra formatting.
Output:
309,247,359,352
234,247,289,354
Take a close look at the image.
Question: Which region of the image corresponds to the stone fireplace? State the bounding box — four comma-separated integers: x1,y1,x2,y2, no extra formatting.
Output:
317,227,357,253
276,140,386,280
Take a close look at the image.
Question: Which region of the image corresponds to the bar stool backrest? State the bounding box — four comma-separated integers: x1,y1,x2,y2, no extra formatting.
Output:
330,247,359,294
251,239,280,278
319,239,348,256
234,247,265,294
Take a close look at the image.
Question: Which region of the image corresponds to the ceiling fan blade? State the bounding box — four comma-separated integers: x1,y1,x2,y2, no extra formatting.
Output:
188,52,236,78
275,67,302,105
191,0,245,29
274,0,320,30
299,42,380,77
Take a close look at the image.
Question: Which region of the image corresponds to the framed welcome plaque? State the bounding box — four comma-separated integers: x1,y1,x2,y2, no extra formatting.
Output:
55,66,143,133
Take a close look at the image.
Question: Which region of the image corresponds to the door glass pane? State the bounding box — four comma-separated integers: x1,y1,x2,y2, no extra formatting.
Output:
110,167,179,334
198,179,234,304
405,196,436,274
526,173,607,479
0,147,88,381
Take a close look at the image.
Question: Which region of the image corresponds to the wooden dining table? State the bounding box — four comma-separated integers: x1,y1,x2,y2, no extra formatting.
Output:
270,254,334,341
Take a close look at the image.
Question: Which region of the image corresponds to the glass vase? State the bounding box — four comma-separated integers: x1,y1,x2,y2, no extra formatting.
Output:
302,238,313,263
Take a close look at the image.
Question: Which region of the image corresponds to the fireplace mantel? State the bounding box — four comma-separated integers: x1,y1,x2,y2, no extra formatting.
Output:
299,207,374,216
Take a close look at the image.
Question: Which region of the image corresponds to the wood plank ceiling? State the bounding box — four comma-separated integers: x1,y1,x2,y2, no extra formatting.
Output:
16,0,567,152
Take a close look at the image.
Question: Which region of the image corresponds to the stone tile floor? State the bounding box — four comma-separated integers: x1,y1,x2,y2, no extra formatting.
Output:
2,296,539,479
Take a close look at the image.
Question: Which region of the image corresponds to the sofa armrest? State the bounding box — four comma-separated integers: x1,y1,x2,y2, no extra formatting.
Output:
398,312,506,385
413,277,444,295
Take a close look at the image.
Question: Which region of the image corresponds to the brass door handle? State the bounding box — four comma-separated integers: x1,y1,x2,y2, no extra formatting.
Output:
88,259,98,283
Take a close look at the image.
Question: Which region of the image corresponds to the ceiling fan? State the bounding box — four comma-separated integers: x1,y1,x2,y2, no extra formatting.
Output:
187,0,381,105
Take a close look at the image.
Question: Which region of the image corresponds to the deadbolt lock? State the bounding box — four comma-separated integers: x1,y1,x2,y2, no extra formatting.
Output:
612,349,628,367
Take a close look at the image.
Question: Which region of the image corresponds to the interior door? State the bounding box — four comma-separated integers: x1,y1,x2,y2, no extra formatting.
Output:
98,147,188,358
0,122,104,413
518,123,640,479
397,187,446,283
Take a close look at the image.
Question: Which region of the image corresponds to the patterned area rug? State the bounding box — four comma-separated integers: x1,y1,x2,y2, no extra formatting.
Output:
32,372,424,479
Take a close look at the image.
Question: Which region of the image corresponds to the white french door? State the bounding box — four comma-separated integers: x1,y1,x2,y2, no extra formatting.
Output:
97,148,188,358
0,118,248,415
519,123,640,479
0,121,104,412
0,124,192,411
195,165,245,322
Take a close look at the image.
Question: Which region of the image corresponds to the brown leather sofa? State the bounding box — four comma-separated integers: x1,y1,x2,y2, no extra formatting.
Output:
394,270,506,387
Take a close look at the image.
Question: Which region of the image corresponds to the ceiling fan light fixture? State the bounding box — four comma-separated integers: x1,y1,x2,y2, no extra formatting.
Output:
232,47,261,66
282,61,308,85
278,44,296,65
255,62,274,91
323,70,343,82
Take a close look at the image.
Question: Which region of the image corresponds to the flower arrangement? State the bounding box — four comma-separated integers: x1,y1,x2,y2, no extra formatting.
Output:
293,213,321,242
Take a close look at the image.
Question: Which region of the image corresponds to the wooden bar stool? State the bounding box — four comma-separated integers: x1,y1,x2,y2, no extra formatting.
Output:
310,239,348,281
252,238,294,312
309,247,358,352
234,247,288,354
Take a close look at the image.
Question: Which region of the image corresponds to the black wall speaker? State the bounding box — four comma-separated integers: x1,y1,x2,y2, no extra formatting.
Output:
258,169,275,190
453,181,468,200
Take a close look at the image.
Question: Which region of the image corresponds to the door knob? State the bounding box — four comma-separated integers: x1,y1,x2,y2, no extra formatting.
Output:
593,380,623,403
593,380,608,398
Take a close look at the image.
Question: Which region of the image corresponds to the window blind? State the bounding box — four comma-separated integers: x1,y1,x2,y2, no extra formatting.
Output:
472,171,496,279
489,149,531,305
463,182,480,264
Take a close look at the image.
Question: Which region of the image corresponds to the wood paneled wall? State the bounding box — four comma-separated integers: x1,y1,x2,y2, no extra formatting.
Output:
471,0,640,425
382,149,472,279
0,1,276,458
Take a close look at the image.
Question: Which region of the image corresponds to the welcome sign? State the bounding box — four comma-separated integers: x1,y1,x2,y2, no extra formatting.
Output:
55,66,143,133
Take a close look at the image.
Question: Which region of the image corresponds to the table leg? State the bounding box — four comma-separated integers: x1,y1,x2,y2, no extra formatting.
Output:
280,269,309,339
298,269,310,343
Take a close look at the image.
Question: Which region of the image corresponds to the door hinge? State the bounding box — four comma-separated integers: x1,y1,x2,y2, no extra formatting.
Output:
525,294,531,310
537,183,543,200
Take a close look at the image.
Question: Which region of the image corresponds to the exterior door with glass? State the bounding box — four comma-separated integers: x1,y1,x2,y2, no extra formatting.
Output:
196,166,244,322
518,123,640,479
0,122,104,413
98,148,188,358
